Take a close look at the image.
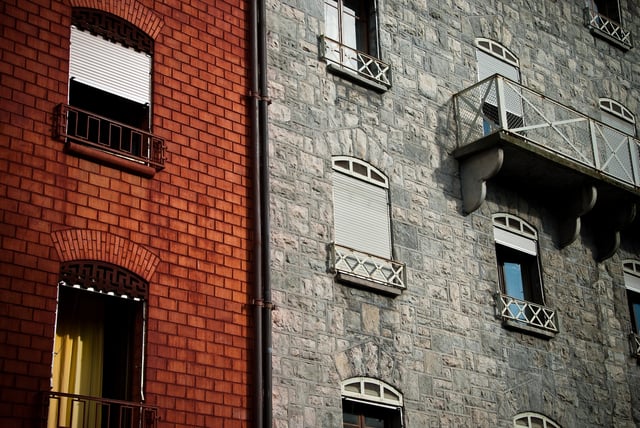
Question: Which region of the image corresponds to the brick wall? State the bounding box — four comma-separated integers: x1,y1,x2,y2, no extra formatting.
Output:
0,1,252,427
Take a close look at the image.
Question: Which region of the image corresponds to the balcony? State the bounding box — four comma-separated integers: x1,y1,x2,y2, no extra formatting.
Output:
45,391,157,428
331,243,405,296
632,333,640,358
496,293,558,338
453,75,640,260
584,6,633,50
319,35,391,92
53,104,166,177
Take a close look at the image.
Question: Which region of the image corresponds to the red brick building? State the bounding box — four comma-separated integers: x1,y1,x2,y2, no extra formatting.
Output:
0,0,259,426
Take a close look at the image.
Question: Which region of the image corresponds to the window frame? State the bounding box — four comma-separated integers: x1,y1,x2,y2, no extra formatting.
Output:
56,8,165,175
584,0,632,50
321,0,391,90
492,214,558,337
341,377,403,428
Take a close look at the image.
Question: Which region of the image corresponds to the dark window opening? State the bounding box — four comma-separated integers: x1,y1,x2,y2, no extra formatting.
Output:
628,290,640,334
593,0,621,22
68,79,149,157
53,286,144,427
342,400,401,428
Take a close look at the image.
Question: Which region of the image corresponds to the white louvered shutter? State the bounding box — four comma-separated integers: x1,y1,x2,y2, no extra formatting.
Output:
493,227,537,256
476,49,522,117
69,26,151,105
333,171,391,259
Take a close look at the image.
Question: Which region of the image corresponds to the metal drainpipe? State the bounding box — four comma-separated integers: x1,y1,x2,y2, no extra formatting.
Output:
249,0,271,424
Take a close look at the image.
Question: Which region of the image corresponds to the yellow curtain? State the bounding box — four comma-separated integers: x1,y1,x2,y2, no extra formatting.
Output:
48,291,104,428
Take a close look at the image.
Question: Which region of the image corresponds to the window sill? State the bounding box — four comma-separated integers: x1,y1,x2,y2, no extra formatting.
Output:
336,271,404,296
326,63,391,93
66,141,158,177
501,319,557,339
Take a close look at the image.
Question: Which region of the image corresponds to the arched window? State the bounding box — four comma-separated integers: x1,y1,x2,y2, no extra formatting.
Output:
342,377,403,428
332,156,391,259
475,38,522,131
493,214,557,335
48,261,148,427
57,7,165,172
514,412,561,428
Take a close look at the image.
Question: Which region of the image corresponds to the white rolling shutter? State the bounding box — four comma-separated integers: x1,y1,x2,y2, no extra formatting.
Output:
69,26,151,105
476,46,522,117
333,171,391,259
493,227,537,256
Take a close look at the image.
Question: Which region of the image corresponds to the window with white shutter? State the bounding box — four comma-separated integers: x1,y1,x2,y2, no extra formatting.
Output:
332,157,390,259
475,39,523,131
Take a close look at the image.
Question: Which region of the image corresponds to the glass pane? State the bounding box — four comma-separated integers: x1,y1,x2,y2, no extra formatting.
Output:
364,416,385,428
632,302,640,333
324,1,339,40
343,412,359,423
503,262,525,299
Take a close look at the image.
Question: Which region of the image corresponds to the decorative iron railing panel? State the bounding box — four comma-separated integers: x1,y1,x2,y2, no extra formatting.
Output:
496,293,558,333
332,243,405,290
454,75,640,189
584,7,633,50
320,36,391,88
53,104,165,171
633,333,640,358
45,391,157,428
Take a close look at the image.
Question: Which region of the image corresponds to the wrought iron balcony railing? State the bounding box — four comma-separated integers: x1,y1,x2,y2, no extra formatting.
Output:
53,104,166,173
45,391,158,428
584,6,633,50
632,333,640,358
496,293,558,336
331,243,405,294
454,75,640,190
320,36,391,89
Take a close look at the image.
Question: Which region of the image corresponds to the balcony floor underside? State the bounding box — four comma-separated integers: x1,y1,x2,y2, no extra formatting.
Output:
454,131,640,260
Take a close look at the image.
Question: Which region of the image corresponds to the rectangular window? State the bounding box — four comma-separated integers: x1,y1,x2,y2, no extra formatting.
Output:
321,0,390,89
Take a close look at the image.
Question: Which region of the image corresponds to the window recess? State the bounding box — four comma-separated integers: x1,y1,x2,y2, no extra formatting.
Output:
342,378,404,428
53,8,165,176
623,260,640,358
331,157,405,295
584,0,632,50
493,214,558,338
320,0,391,91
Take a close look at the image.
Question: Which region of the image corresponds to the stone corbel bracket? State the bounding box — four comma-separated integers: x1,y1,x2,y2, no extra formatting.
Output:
594,200,636,262
556,185,597,248
459,147,504,215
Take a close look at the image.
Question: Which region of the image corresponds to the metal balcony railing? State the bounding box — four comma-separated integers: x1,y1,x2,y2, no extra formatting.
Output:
331,243,405,292
45,391,157,428
496,293,558,334
454,75,640,190
320,36,391,89
53,104,166,171
584,6,633,50
632,333,640,358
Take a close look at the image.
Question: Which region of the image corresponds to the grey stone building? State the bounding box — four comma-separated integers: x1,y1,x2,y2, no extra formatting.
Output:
266,0,640,426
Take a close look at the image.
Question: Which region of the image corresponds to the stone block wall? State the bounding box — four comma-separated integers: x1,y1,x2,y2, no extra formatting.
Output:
267,0,640,426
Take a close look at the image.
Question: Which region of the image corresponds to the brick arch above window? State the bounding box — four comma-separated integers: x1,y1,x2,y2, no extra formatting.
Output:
50,229,160,283
66,0,164,39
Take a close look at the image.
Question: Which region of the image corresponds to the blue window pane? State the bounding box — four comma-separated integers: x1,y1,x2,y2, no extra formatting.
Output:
503,262,525,299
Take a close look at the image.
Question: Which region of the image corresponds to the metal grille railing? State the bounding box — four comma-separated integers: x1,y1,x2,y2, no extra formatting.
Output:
633,333,640,358
332,243,405,290
496,293,558,333
45,391,157,428
53,104,166,171
584,7,633,49
454,75,640,189
320,36,391,88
